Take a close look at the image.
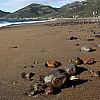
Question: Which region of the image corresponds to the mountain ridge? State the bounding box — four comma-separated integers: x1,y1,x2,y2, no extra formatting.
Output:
2,3,59,19
0,10,10,18
0,0,100,19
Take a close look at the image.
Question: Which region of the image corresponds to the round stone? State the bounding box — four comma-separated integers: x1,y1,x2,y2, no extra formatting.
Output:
45,86,54,95
51,72,67,88
64,64,77,76
44,69,69,88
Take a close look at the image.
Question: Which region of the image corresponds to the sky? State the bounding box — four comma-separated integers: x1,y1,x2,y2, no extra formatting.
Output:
0,0,84,12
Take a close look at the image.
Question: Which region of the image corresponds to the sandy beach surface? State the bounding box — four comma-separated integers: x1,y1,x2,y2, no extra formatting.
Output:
0,20,100,100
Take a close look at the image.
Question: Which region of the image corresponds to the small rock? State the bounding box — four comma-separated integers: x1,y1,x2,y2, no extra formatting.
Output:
10,46,18,48
96,24,100,28
34,61,39,64
69,36,78,40
94,35,100,38
39,75,44,82
74,44,79,46
94,32,100,34
90,71,100,78
33,83,45,92
87,39,94,41
21,72,35,80
70,57,83,65
70,75,79,80
45,86,54,95
95,71,100,77
28,91,35,96
63,64,77,76
24,65,34,68
51,72,67,88
30,65,34,68
29,82,46,96
26,73,35,80
91,30,94,32
97,44,100,47
81,46,92,52
44,74,54,85
45,60,61,68
12,82,18,85
24,66,27,68
21,72,26,78
84,58,95,65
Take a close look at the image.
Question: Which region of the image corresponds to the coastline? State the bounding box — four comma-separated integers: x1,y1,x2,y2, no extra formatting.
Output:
0,19,48,28
1,17,100,29
0,19,100,100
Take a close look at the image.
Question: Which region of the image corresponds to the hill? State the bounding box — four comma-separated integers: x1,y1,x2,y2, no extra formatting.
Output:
1,0,100,19
0,10,10,18
56,0,100,18
4,3,58,19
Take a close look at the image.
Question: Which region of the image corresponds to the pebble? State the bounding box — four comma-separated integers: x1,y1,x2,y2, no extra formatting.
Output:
70,57,83,65
12,82,18,84
94,32,100,34
94,35,100,38
51,72,67,88
74,44,79,46
70,75,79,80
87,39,94,41
84,58,95,65
45,60,61,68
28,82,46,96
97,44,100,47
69,36,78,40
24,65,34,68
90,71,100,78
95,71,100,77
10,46,18,48
81,46,92,52
21,72,35,80
45,86,54,95
63,64,77,76
34,61,39,64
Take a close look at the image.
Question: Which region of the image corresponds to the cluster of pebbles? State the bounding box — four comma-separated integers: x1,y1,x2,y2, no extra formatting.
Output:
21,29,100,97
23,63,79,96
21,43,100,96
22,54,98,96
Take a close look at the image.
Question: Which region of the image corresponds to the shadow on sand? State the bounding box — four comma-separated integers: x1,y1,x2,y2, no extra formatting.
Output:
54,67,88,94
76,67,88,75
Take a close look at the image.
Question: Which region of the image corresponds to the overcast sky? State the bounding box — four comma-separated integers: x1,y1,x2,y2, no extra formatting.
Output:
0,0,84,12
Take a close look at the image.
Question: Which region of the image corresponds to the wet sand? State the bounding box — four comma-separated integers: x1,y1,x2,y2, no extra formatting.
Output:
0,20,100,100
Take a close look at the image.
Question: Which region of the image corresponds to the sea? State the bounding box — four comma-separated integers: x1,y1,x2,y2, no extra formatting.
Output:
0,19,47,27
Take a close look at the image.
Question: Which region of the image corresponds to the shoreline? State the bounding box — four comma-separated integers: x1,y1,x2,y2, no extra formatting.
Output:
1,18,100,29
0,20,48,28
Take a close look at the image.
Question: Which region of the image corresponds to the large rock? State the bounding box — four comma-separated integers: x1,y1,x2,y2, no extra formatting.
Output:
44,69,69,88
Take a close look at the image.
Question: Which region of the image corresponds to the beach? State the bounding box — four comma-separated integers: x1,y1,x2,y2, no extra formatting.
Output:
0,20,100,100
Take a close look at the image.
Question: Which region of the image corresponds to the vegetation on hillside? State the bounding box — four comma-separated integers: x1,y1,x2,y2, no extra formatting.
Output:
0,10,10,18
0,0,100,19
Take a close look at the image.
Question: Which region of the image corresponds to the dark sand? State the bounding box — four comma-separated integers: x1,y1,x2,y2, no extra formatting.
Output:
0,20,100,100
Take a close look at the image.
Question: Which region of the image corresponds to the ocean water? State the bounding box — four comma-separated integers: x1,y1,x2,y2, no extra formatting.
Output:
0,19,46,27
